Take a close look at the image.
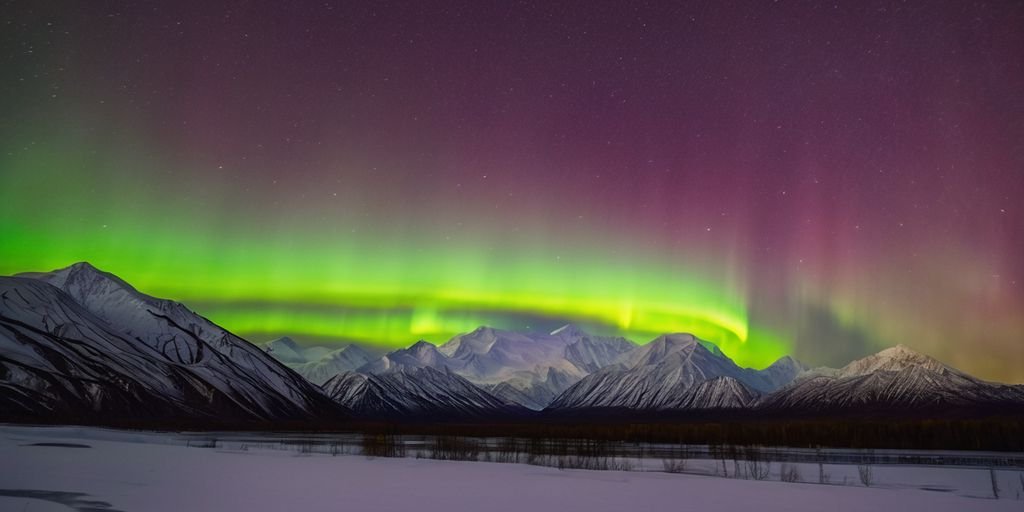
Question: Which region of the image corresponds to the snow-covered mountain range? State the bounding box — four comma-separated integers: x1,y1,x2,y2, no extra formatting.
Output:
267,320,1024,417
261,337,373,385
323,366,524,418
548,333,802,410
3,262,1022,424
0,263,343,424
758,345,1024,413
347,326,635,409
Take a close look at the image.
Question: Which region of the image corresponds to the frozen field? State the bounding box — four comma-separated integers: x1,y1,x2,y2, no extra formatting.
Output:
1,425,1022,512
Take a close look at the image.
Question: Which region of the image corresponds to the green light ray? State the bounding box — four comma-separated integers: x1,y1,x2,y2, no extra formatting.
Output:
0,136,790,368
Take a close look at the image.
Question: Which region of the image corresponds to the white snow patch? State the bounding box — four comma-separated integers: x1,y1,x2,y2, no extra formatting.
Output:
1,426,1021,512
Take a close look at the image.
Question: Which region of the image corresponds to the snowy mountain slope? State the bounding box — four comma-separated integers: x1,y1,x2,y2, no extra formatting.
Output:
1,277,210,420
548,336,1022,415
262,337,309,364
322,366,523,418
484,366,581,410
758,346,1024,412
262,336,334,365
358,340,449,374
356,325,634,409
758,355,809,390
0,275,340,423
438,326,584,383
261,335,374,385
548,333,801,411
485,381,548,410
836,345,949,377
674,376,758,409
562,332,637,373
290,345,374,385
6,263,343,422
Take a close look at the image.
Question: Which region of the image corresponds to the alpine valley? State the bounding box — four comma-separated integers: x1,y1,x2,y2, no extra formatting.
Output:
2,263,1023,426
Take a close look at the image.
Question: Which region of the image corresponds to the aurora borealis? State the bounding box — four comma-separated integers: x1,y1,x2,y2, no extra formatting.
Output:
1,1,1022,380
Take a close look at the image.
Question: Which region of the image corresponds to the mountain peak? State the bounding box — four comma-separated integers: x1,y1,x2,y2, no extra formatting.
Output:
54,261,118,281
838,344,947,378
270,336,299,348
262,337,310,364
409,340,437,353
342,343,371,355
873,344,932,364
21,262,166,312
881,344,920,356
651,333,701,348
334,344,372,360
439,326,501,357
65,261,100,272
615,333,710,369
766,355,806,371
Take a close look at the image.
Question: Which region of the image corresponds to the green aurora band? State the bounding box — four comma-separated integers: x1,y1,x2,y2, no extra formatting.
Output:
0,138,788,368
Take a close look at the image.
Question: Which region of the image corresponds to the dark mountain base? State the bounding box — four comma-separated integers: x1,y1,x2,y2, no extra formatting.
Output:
344,415,1024,452
5,412,1022,451
542,401,1024,423
0,414,352,433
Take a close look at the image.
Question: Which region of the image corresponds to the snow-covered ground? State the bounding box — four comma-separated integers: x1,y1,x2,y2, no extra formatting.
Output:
1,425,1022,512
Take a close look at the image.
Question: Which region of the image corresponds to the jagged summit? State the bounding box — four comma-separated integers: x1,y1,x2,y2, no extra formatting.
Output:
644,333,704,354
878,344,928,359
266,336,302,353
42,261,104,278
263,337,308,364
637,333,729,357
20,262,147,301
438,326,500,357
409,339,436,351
763,355,808,374
757,355,808,391
271,336,299,347
838,343,949,378
29,261,102,277
562,332,637,374
356,338,446,375
287,344,375,385
768,354,801,366
618,333,707,368
654,332,700,345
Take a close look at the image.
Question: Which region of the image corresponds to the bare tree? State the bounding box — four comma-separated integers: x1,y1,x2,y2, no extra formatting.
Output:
662,458,687,473
781,464,801,483
744,446,770,480
857,464,873,487
661,445,688,474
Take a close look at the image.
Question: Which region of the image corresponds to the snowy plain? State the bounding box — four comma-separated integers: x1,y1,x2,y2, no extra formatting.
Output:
1,425,1022,512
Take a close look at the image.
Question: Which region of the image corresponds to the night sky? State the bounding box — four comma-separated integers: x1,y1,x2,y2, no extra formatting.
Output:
2,1,1022,380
